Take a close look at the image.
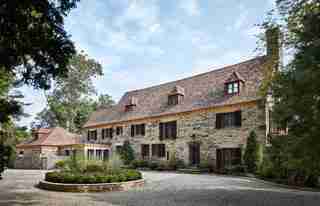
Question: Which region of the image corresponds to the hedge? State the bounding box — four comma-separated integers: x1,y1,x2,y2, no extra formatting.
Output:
45,170,142,184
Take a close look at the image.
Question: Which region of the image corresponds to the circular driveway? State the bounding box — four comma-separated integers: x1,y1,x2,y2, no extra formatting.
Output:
0,169,319,206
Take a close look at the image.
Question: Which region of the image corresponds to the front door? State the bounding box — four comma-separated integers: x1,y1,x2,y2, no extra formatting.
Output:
189,143,200,166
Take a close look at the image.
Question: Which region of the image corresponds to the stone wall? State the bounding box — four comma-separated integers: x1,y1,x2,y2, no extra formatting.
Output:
15,146,68,169
83,101,266,167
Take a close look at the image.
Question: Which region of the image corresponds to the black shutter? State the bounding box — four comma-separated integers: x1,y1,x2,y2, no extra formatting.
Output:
87,130,90,141
235,111,242,127
172,121,177,139
159,123,164,140
216,114,222,129
131,125,135,137
141,124,145,136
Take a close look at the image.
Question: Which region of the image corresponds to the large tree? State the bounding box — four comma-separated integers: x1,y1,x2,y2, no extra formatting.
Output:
0,0,79,177
266,0,320,181
31,52,116,132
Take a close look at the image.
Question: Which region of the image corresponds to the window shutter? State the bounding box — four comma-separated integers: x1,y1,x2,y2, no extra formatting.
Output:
235,111,242,127
131,125,135,137
159,123,163,140
111,128,114,138
141,124,145,136
172,121,177,139
216,114,222,129
87,130,90,141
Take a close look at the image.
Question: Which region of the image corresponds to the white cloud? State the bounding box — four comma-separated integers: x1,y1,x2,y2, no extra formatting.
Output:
227,4,249,32
179,0,200,16
190,50,254,76
114,0,159,29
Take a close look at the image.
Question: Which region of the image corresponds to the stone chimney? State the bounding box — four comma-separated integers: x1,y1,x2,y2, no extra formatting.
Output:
266,26,282,71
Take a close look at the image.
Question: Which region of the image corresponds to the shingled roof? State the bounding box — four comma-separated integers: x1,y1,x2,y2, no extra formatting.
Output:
84,56,267,128
17,127,80,148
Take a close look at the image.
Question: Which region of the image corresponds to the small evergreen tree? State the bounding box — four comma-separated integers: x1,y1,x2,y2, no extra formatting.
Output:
244,131,260,173
121,140,135,165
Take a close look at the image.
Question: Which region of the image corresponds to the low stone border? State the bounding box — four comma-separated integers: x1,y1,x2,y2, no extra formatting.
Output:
38,179,145,192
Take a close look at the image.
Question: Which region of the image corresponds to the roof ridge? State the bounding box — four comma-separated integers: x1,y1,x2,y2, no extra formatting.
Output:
125,56,265,94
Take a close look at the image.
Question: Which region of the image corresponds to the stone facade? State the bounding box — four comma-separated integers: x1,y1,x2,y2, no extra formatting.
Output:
82,100,266,168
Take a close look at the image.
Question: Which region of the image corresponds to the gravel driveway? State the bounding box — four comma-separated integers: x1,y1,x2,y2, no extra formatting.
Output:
0,169,319,206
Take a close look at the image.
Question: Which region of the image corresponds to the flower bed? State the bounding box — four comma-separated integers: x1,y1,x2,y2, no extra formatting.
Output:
45,169,142,184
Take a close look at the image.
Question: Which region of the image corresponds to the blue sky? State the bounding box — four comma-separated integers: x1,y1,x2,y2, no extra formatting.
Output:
18,0,275,127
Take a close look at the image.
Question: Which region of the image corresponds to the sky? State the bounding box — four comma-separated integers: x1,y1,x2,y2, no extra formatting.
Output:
17,0,276,127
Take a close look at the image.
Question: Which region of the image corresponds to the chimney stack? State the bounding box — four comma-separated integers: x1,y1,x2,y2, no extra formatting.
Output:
266,26,282,71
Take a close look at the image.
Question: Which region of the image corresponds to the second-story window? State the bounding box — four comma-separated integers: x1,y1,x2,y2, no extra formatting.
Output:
87,130,97,141
159,121,177,140
168,95,179,105
131,124,145,137
226,81,240,95
216,111,241,129
102,128,113,139
116,126,123,136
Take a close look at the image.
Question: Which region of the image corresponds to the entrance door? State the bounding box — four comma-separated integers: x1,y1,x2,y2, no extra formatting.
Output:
216,148,241,172
189,142,200,166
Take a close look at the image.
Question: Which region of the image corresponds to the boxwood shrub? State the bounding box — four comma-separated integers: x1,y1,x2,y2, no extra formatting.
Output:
45,170,142,184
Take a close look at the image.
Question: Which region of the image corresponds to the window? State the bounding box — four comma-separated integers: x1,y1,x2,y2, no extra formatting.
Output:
131,124,145,137
226,81,240,95
159,121,177,140
96,149,102,160
87,130,97,141
168,95,179,105
216,148,241,171
141,144,150,159
65,150,70,156
19,151,24,156
102,128,113,139
152,144,166,158
216,111,241,129
87,149,94,160
116,126,123,136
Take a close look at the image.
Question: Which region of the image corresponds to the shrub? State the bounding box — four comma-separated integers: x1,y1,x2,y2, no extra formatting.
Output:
244,131,261,173
121,140,135,165
176,159,186,169
55,160,67,169
148,161,159,170
199,161,210,170
156,161,169,171
85,162,104,173
131,160,149,168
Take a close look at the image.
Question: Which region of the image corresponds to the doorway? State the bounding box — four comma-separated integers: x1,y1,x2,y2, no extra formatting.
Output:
189,142,200,166
216,148,241,172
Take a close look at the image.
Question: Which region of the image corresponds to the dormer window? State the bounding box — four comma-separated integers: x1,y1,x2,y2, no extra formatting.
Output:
226,81,240,95
125,97,138,111
168,85,184,106
168,95,179,105
225,71,245,95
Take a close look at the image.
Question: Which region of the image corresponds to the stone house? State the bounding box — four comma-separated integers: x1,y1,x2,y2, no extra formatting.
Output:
15,127,110,169
82,49,277,171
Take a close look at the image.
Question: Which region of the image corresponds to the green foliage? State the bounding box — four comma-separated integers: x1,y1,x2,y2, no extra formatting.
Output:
55,160,67,169
244,131,261,173
131,160,149,168
45,169,142,184
148,161,159,170
261,0,320,186
31,52,106,132
120,140,135,165
0,0,78,89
